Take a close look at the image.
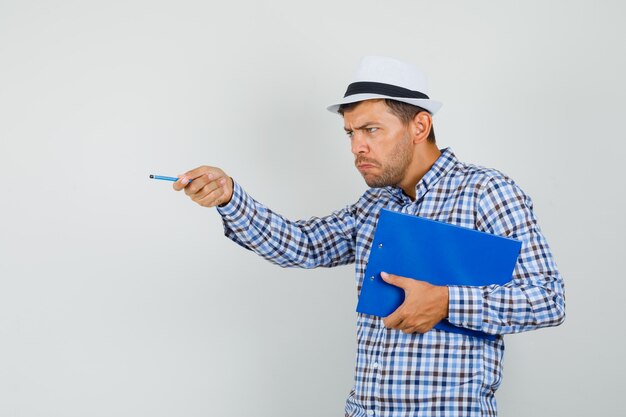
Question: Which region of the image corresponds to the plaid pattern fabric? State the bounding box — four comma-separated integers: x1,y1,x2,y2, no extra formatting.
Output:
217,148,565,417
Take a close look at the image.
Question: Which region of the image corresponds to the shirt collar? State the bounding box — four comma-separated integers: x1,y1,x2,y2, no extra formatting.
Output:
385,147,459,204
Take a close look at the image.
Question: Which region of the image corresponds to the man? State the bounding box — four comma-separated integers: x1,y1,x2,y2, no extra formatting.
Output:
173,56,565,417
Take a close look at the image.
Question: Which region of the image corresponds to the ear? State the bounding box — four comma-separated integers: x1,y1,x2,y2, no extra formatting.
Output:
410,111,432,145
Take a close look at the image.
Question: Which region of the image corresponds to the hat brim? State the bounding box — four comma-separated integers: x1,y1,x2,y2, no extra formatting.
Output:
326,93,442,116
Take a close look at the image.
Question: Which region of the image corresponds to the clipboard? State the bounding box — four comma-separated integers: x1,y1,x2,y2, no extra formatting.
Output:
357,209,522,340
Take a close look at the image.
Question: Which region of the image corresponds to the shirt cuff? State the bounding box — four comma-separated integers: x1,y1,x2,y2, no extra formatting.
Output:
216,180,245,219
447,286,484,332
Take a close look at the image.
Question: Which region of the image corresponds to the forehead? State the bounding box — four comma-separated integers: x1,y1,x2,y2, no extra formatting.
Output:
342,100,397,126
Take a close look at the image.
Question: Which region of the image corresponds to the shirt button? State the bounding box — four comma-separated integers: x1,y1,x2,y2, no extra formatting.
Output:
367,410,374,416
372,362,379,369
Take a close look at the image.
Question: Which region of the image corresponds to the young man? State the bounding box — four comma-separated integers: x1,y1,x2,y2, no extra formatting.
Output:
173,56,565,417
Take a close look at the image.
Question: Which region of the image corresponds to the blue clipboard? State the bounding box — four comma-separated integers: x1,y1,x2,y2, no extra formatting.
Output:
357,209,522,340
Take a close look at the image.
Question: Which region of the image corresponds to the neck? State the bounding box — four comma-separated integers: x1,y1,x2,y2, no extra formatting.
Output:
398,145,441,200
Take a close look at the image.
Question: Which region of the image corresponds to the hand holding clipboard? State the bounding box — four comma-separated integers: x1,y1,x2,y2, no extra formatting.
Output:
357,209,522,340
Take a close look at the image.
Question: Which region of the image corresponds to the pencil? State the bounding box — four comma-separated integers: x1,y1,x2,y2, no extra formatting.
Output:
149,175,192,183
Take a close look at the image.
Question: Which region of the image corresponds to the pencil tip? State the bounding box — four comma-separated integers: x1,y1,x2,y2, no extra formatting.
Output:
149,174,154,179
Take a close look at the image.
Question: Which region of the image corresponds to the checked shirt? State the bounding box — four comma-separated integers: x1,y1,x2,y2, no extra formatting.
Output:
216,147,565,417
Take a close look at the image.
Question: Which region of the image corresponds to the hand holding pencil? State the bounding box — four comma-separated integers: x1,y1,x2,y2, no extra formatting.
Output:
169,166,234,208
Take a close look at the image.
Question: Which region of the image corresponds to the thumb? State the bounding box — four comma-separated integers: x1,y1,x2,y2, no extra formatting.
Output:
381,272,408,289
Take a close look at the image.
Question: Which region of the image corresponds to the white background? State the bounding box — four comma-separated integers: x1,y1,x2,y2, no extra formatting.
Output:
1,1,624,416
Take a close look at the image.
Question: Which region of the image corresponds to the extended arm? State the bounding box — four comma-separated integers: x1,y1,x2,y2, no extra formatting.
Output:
173,165,356,269
217,181,356,268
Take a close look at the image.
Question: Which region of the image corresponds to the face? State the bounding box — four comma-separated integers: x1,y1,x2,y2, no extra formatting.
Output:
343,100,414,188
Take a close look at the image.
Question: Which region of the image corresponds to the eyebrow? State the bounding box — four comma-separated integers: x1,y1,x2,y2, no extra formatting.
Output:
343,122,377,132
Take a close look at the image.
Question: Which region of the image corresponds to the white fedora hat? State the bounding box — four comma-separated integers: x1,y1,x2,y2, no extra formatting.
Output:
327,56,442,115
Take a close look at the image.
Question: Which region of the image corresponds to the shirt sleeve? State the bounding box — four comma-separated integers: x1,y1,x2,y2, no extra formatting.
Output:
446,177,566,335
216,180,357,268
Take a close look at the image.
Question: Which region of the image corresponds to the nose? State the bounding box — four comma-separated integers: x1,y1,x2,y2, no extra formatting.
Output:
351,132,369,155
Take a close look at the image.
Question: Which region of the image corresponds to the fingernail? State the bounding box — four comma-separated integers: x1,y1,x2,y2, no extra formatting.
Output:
208,173,214,180
219,178,226,185
181,177,188,185
381,272,388,279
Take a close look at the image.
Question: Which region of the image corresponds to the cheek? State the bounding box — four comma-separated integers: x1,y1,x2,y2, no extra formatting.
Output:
373,140,395,162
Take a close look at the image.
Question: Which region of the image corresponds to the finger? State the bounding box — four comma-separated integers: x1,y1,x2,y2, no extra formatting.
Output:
395,318,425,334
416,324,434,334
408,325,429,334
196,178,229,206
182,166,224,182
193,178,225,203
381,272,410,289
184,175,212,196
383,308,405,329
181,166,209,181
187,172,229,194
172,178,187,191
197,183,227,207
174,166,207,191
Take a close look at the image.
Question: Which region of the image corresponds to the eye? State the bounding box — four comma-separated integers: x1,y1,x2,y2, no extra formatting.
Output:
345,131,354,138
366,127,378,134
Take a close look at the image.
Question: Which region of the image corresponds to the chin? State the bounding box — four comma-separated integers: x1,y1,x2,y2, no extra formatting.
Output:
363,176,389,188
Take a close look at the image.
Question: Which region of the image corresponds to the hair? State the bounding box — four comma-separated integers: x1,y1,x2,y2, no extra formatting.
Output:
338,99,436,143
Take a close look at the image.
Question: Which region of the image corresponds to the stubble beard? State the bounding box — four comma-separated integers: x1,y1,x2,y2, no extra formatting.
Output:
357,133,413,188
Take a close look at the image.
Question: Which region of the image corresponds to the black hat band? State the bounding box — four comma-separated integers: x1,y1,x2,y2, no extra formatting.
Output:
343,81,429,100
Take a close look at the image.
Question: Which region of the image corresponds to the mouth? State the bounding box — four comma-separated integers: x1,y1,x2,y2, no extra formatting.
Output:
357,162,378,171
356,157,378,167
